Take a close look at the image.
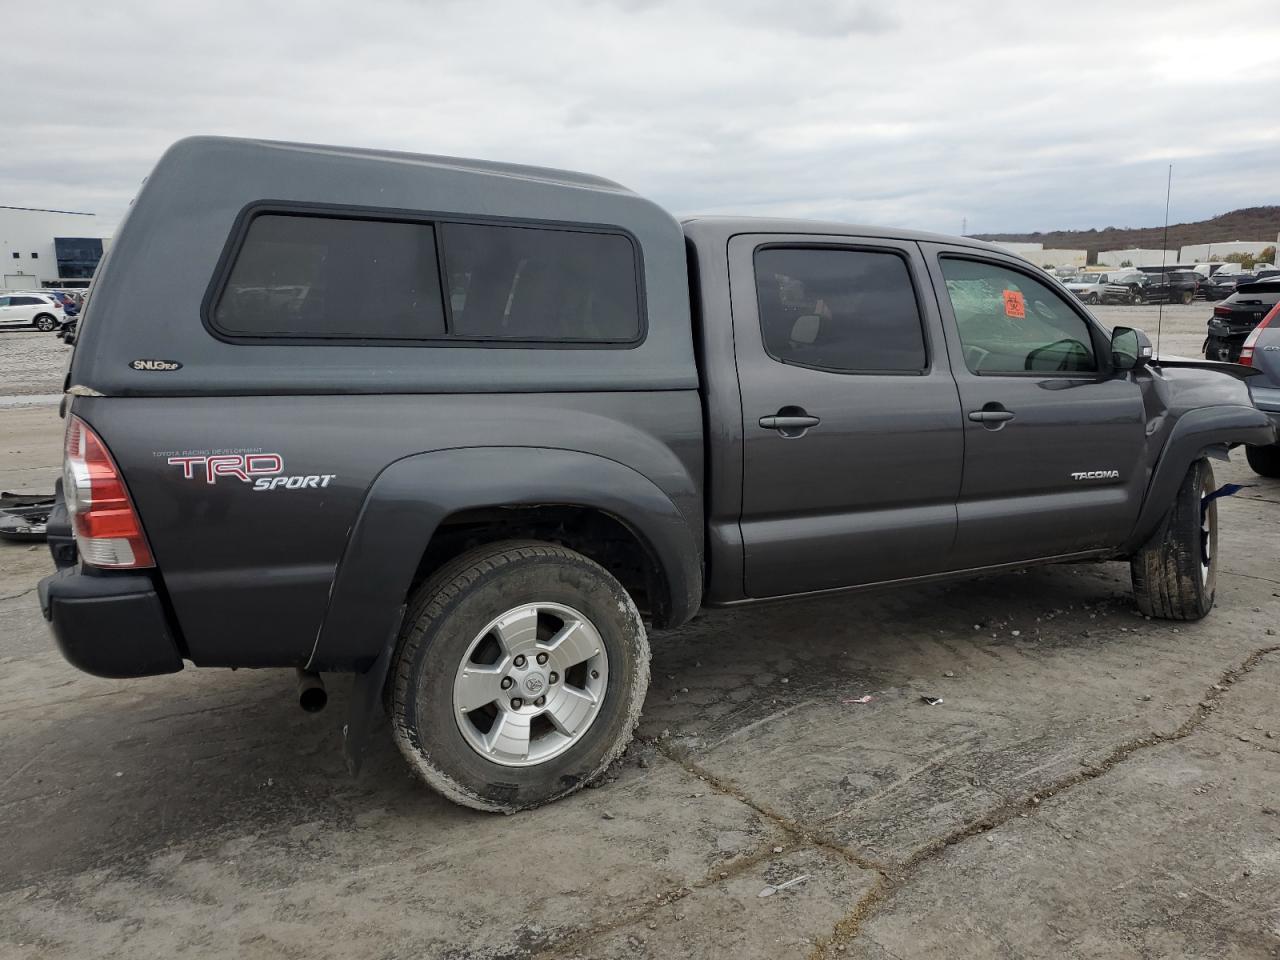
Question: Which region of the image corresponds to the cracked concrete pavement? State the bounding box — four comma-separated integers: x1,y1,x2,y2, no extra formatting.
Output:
3,308,1280,958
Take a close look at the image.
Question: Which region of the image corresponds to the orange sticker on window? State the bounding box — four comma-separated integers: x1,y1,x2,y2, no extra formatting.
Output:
1003,289,1025,319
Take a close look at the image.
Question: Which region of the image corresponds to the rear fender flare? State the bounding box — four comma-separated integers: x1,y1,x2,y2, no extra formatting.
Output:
308,447,702,671
1124,404,1276,551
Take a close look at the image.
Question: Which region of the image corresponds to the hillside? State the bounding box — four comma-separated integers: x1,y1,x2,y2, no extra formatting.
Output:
973,206,1280,257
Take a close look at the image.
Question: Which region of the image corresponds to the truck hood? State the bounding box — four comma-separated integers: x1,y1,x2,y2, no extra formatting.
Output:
1141,359,1258,424
1150,356,1262,381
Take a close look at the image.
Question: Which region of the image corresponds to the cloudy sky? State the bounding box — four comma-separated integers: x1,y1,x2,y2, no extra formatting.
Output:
13,0,1280,235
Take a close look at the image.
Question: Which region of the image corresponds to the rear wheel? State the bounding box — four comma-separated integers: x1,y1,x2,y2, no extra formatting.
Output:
1130,459,1217,620
389,540,650,812
1246,444,1280,478
33,314,56,332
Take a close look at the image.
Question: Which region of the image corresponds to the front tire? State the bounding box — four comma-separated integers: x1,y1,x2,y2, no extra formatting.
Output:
1086,293,1099,305
1130,459,1217,620
1246,444,1280,478
389,540,650,813
1180,290,1194,305
33,314,57,332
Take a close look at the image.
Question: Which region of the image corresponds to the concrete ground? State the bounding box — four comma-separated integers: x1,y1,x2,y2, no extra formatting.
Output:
3,305,1280,959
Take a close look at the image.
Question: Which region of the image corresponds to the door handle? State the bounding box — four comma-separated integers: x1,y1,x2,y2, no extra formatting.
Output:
967,410,1015,422
759,407,820,438
760,415,821,430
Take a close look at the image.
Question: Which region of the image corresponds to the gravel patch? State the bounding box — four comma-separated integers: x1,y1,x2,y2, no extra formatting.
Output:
0,330,71,397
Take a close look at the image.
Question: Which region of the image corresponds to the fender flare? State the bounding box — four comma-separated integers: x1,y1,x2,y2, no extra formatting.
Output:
1124,404,1276,552
308,446,703,671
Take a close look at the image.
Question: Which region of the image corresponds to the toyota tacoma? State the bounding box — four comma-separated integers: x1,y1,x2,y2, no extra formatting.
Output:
38,137,1275,812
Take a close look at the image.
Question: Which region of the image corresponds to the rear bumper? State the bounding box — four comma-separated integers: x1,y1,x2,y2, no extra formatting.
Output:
39,567,184,678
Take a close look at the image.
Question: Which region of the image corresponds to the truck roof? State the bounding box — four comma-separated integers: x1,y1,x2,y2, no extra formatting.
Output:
680,216,1019,258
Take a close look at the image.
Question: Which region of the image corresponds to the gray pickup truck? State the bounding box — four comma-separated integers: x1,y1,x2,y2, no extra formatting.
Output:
38,137,1275,812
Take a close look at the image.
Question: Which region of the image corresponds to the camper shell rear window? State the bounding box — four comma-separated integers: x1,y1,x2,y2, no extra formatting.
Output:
207,206,645,347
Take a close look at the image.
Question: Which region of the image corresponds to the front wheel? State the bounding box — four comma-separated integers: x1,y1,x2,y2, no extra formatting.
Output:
1180,290,1194,305
1086,293,1099,304
1131,290,1144,305
1246,445,1280,478
1130,458,1217,620
33,314,57,332
389,540,650,812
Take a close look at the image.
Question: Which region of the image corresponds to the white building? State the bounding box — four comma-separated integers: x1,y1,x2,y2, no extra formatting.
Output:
1179,239,1277,263
1096,248,1178,268
989,241,1087,267
0,206,112,290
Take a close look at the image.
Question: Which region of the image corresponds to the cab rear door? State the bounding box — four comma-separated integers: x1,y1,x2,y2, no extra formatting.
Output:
731,234,965,597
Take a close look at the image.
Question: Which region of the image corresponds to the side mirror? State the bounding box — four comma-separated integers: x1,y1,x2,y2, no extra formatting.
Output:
1111,326,1153,370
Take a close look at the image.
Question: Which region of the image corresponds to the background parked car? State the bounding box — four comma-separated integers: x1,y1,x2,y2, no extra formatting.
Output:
1102,271,1152,304
1062,273,1113,304
1237,299,1280,477
1132,270,1199,305
1205,278,1280,362
1202,273,1254,301
0,293,65,331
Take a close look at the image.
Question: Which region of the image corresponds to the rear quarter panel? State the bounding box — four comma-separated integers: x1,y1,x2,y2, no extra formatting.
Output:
76,392,703,668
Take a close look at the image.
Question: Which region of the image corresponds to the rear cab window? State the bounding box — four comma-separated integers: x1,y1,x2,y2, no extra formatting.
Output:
939,257,1099,374
209,210,644,346
753,246,928,373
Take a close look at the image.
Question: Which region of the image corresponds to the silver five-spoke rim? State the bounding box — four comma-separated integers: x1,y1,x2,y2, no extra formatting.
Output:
453,602,608,767
1200,494,1215,586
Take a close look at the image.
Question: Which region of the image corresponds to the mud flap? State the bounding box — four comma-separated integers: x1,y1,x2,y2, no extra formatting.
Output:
342,605,404,777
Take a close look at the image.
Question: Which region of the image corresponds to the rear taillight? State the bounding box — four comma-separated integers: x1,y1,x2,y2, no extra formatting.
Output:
1213,305,1232,317
1239,302,1280,367
63,415,154,568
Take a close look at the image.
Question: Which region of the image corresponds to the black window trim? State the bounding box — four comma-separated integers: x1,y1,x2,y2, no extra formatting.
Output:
202,200,648,350
937,251,1114,379
751,241,933,377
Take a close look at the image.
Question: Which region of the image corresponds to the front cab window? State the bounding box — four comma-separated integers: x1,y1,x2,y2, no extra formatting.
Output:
941,257,1098,374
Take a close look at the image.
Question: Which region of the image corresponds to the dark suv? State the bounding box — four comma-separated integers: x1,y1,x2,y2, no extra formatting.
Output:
1206,279,1280,362
37,137,1275,812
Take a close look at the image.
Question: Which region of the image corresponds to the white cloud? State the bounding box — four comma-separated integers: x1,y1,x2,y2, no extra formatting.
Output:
11,0,1280,235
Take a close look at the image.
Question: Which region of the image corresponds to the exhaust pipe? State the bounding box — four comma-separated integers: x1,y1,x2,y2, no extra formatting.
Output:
296,668,327,713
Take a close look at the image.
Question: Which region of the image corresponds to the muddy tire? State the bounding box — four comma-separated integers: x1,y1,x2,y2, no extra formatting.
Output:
1130,458,1217,620
1246,444,1280,478
389,540,649,813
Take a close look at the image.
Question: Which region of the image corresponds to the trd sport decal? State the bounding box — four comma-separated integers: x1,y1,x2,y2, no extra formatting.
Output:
166,453,336,491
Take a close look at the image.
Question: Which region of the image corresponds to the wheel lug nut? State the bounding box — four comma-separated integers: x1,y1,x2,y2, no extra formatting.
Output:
535,696,546,707
590,669,600,679
500,677,513,690
513,655,526,668
511,698,523,709
536,653,548,665
548,672,558,684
